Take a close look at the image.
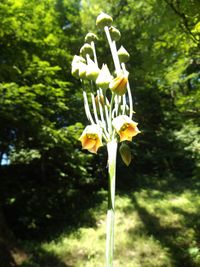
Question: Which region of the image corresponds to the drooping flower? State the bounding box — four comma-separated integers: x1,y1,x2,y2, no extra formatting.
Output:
80,43,93,58
72,55,86,65
109,72,128,96
109,26,121,41
85,32,98,43
95,94,105,107
96,64,112,89
86,58,100,81
78,62,87,79
117,46,130,63
96,12,113,29
71,55,86,78
71,63,79,78
112,115,140,142
79,124,103,154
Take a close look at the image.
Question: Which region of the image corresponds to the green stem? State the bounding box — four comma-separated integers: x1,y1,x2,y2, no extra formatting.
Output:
106,139,118,267
83,91,95,124
91,41,98,66
104,26,121,74
121,62,133,118
108,93,115,135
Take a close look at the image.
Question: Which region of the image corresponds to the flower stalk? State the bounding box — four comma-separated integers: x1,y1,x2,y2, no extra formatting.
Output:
106,139,117,267
104,26,121,74
71,12,140,267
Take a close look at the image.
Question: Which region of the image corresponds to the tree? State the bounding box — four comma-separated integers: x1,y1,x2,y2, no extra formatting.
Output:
0,1,93,264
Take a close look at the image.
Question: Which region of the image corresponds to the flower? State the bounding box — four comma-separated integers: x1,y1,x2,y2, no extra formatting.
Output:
96,12,113,29
96,64,112,89
71,63,79,78
86,58,100,81
112,115,140,142
109,26,121,41
72,55,86,64
85,32,98,43
109,72,128,96
78,62,87,79
71,55,86,78
79,124,103,153
95,94,105,107
80,43,93,58
117,46,130,63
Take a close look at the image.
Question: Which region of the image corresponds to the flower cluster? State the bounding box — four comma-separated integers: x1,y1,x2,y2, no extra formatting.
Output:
72,12,140,163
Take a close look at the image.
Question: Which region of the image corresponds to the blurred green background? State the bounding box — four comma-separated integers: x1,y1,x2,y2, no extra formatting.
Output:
0,0,199,266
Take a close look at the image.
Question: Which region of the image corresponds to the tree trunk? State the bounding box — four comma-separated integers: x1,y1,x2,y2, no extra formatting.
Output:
0,206,18,267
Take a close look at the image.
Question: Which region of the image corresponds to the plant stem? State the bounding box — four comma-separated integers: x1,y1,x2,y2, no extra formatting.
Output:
121,63,133,118
91,41,98,66
108,93,115,135
106,139,117,267
104,26,121,74
83,91,95,124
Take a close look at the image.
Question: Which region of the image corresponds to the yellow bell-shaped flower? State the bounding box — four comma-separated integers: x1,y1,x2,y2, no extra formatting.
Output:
112,115,140,142
109,72,128,96
79,124,103,154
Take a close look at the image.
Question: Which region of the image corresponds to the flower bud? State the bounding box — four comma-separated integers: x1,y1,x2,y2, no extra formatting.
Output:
71,63,79,78
86,58,100,81
95,94,105,107
109,72,128,96
96,12,113,29
96,64,112,89
80,43,93,58
78,62,87,79
118,46,130,63
109,26,121,41
119,143,132,166
71,55,86,78
85,32,98,43
72,55,86,65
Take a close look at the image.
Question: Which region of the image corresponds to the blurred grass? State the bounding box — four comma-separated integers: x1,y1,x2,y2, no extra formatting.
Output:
18,174,200,267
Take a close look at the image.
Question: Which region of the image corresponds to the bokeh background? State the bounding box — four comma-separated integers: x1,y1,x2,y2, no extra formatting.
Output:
0,0,199,266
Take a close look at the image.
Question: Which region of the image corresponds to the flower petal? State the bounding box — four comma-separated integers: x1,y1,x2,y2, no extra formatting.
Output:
112,115,140,142
79,124,103,154
82,137,96,150
109,73,128,96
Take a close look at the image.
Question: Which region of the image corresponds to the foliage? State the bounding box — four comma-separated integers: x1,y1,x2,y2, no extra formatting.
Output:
0,0,199,266
0,0,93,239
